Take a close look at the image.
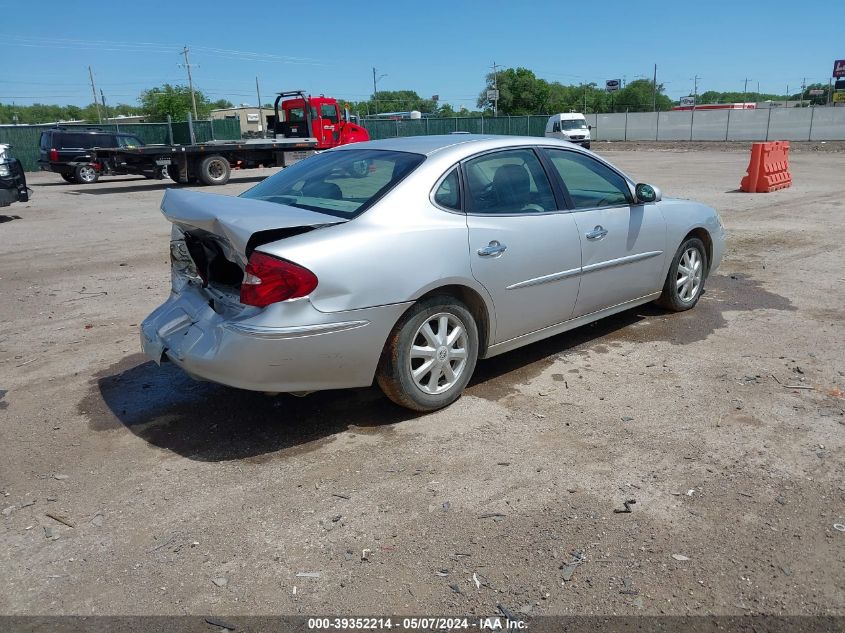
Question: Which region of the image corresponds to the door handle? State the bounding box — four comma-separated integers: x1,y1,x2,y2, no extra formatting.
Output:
586,225,608,240
477,240,507,257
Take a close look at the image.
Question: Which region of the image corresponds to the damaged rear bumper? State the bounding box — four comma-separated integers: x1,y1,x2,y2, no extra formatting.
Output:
140,287,411,393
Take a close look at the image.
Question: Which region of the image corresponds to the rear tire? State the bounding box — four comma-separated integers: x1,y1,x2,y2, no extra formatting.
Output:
376,297,478,412
61,173,76,183
583,142,591,150
656,237,707,312
198,155,231,186
74,164,99,184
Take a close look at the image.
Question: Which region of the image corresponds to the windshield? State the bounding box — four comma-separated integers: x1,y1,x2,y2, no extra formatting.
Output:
240,149,425,218
561,119,587,130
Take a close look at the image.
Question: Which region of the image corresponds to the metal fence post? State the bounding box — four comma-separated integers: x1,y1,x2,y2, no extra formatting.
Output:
655,109,659,141
725,108,731,141
481,115,484,134
689,108,695,142
209,118,216,141
624,109,628,141
167,115,174,145
395,119,399,138
426,117,429,135
765,106,772,141
808,105,815,141
508,115,511,135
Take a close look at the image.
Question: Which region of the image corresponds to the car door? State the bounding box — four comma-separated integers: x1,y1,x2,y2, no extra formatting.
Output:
461,147,582,344
542,148,666,318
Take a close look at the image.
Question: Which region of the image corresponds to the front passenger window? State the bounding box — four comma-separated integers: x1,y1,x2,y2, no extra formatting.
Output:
545,149,631,209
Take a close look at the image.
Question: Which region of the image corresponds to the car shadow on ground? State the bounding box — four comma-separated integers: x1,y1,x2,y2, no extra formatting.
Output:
84,273,792,463
84,306,658,463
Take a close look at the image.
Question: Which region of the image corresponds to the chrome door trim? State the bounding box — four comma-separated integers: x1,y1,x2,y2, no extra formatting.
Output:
581,250,663,275
506,266,581,290
483,291,662,359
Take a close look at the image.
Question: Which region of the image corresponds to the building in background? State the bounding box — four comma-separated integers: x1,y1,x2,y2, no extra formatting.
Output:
209,105,269,136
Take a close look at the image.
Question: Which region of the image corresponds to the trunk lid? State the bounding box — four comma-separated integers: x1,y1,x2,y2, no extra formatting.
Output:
160,188,346,259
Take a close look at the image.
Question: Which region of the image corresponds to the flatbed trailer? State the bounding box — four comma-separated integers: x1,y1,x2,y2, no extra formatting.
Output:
92,137,318,186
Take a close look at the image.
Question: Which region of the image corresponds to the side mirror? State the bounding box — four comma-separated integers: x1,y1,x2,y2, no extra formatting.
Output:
635,183,662,203
588,125,593,130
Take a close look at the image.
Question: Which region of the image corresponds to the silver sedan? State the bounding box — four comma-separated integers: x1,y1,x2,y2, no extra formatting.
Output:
141,135,725,411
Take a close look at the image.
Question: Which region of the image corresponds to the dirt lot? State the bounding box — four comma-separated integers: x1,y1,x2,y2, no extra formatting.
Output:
1,147,844,619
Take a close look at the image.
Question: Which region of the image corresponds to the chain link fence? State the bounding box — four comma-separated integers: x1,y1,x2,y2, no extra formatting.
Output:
0,119,241,172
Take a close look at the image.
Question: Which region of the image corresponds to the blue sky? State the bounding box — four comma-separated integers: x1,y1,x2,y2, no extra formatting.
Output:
0,0,840,109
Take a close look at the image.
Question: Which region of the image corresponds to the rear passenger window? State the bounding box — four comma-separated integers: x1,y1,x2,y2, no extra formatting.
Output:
463,148,556,214
433,168,461,211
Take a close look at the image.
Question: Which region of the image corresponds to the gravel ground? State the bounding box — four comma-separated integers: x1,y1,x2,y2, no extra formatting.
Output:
1,147,844,618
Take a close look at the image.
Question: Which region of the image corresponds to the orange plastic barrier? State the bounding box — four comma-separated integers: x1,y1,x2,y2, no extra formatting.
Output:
739,141,792,193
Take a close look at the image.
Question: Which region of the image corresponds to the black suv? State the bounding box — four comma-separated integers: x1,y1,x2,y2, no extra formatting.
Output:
38,128,155,184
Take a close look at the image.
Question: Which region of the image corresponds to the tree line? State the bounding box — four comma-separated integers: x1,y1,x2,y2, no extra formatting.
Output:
0,70,833,125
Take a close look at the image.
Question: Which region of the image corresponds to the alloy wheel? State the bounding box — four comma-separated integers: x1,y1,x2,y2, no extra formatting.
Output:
409,312,469,395
676,247,703,302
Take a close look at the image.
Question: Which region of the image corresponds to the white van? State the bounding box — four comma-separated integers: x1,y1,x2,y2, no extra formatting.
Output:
544,113,591,149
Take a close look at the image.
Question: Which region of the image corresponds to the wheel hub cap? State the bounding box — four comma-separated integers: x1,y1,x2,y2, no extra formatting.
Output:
676,247,703,302
409,313,469,396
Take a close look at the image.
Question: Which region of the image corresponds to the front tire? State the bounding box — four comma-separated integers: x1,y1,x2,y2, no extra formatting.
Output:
656,237,707,311
198,155,231,186
377,297,479,412
74,164,99,184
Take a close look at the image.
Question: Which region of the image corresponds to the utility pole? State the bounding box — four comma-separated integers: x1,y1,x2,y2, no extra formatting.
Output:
693,75,700,104
372,67,386,115
88,66,102,124
255,76,264,136
652,64,658,112
373,67,378,115
801,77,806,107
491,61,500,117
743,78,751,106
181,46,198,120
99,89,108,122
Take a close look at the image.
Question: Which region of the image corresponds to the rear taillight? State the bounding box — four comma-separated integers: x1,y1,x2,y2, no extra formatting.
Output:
49,149,58,161
240,252,318,307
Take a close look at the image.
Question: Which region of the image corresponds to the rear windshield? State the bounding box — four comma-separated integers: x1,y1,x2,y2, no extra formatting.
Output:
240,149,425,219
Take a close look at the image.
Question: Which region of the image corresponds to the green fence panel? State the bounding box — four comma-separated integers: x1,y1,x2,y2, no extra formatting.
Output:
212,118,241,140
0,126,43,172
359,115,552,142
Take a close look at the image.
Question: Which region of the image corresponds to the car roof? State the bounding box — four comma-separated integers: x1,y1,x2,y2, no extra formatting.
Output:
334,134,584,158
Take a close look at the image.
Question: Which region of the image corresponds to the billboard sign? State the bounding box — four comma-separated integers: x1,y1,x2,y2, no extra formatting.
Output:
808,89,824,96
834,60,845,78
679,96,696,107
833,92,845,103
605,79,621,92
486,89,499,101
